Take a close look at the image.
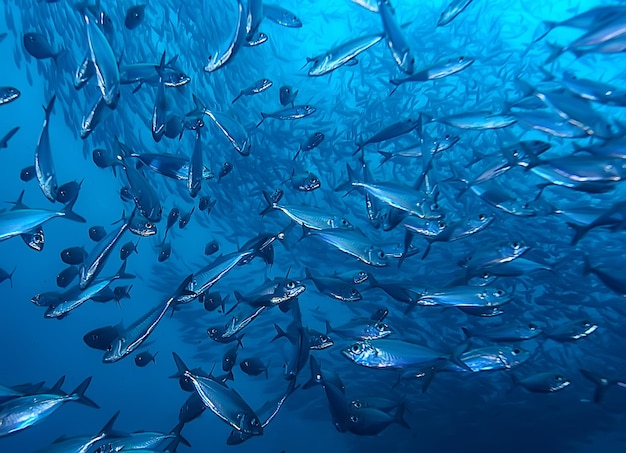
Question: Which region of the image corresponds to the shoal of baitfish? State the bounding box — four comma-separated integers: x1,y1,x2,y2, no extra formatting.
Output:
1,0,626,451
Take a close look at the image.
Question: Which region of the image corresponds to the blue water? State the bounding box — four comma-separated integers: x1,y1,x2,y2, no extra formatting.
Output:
2,0,626,452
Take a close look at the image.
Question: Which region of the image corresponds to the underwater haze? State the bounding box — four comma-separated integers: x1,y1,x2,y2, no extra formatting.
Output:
3,0,626,452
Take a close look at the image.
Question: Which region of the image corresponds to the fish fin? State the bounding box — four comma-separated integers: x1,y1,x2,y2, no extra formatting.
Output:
302,356,322,389
377,150,394,166
259,190,276,216
61,196,87,223
152,351,159,363
71,376,99,408
420,241,433,260
324,320,332,335
304,267,313,281
169,352,189,379
393,403,410,429
132,82,144,94
256,113,268,128
335,163,358,194
450,342,472,372
545,41,564,64
580,369,614,403
43,95,56,121
532,20,556,43
170,422,191,448
99,410,125,439
421,366,438,393
236,334,245,349
461,327,472,339
567,222,588,246
50,375,66,395
232,91,243,104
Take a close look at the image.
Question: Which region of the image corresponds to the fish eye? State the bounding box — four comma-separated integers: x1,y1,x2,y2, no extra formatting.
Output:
350,415,358,423
106,344,112,352
285,88,290,93
512,348,520,355
351,344,361,353
528,323,537,330
377,250,385,259
251,418,259,426
459,56,464,61
351,289,358,295
478,213,486,220
445,134,450,140
208,327,218,335
481,272,490,279
556,375,563,381
286,281,295,289
353,401,362,409
341,219,349,225
494,289,504,297
583,321,591,327
34,234,44,243
512,241,521,249
438,221,446,228
311,177,319,184
305,105,311,109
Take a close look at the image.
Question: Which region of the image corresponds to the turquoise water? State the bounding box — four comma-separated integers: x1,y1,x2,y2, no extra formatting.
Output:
2,0,626,452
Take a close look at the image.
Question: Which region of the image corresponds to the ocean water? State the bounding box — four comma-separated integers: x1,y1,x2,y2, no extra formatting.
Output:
2,0,626,452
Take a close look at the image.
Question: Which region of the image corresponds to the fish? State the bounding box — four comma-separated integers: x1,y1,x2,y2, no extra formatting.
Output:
355,116,422,154
0,377,98,437
171,353,263,435
512,372,571,393
0,196,85,242
88,226,107,242
257,105,316,127
389,56,474,94
304,268,362,302
544,319,598,342
23,32,62,61
264,5,302,27
34,95,58,203
342,339,455,369
377,0,414,74
0,87,20,106
204,0,247,72
100,274,194,363
307,228,389,267
124,4,146,29
83,12,119,108
56,266,78,288
239,357,269,378
438,0,474,26
462,322,542,342
305,32,385,77
55,180,82,204
232,78,273,103
279,85,298,106
294,132,324,159
134,350,158,367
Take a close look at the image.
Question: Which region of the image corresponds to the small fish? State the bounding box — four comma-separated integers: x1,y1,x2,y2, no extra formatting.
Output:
257,105,316,127
222,344,239,372
179,208,194,229
203,292,228,312
34,96,58,203
55,180,82,204
513,372,571,393
0,88,20,106
279,85,298,106
218,162,233,182
204,0,247,72
89,226,107,242
23,32,62,61
134,350,158,367
294,132,324,159
56,265,78,288
124,4,146,29
120,240,138,260
232,78,273,103
438,0,474,26
158,240,171,262
20,166,37,182
239,357,269,378
545,319,598,342
264,5,302,27
286,170,321,191
204,240,219,256
60,246,88,265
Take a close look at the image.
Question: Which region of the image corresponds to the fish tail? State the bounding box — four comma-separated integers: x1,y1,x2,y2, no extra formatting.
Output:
98,410,124,439
334,163,357,193
8,266,16,288
236,334,245,349
231,92,243,104
71,376,99,408
388,82,400,97
43,95,56,121
116,260,136,280
567,222,588,246
169,352,190,379
545,42,564,64
580,369,614,403
303,267,313,280
324,320,333,335
398,231,414,268
461,327,472,339
256,113,268,128
420,241,432,260
170,422,191,448
570,48,586,60
61,196,87,223
393,403,410,429
259,190,276,216
377,150,394,165
302,356,322,390
536,21,557,43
